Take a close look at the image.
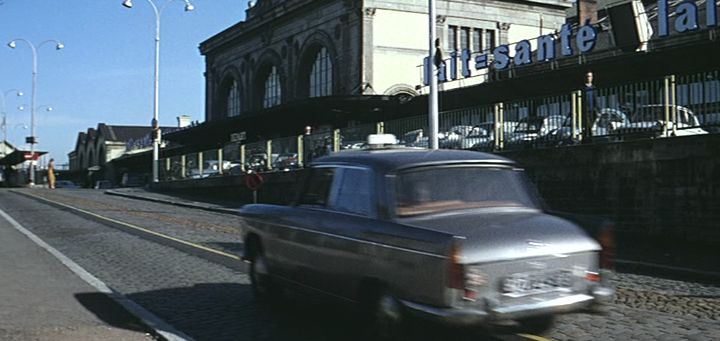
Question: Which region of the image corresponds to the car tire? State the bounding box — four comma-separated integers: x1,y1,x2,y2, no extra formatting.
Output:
518,315,555,335
249,252,280,299
362,288,405,340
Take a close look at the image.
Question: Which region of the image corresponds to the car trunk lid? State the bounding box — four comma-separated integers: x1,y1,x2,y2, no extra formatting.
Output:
397,209,600,264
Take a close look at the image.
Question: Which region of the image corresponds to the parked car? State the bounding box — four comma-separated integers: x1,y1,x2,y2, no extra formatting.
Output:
245,153,269,173
402,129,429,148
696,112,720,133
615,104,708,139
464,122,519,150
188,160,237,178
272,153,300,171
536,108,630,146
505,115,566,148
438,125,474,149
458,125,492,149
239,137,613,334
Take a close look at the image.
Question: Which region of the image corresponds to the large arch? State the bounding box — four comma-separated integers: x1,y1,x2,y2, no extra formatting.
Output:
217,65,243,118
296,30,338,98
253,49,285,110
383,83,420,103
78,147,86,171
98,144,106,166
86,141,96,168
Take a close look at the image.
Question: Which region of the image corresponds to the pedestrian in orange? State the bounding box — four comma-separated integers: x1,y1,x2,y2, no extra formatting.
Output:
47,158,56,189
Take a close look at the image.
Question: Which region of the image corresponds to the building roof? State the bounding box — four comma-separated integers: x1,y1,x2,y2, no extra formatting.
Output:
163,95,401,149
0,149,47,166
1,140,16,154
98,124,153,143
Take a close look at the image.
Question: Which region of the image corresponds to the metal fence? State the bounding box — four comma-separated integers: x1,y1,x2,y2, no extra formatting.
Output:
158,70,720,180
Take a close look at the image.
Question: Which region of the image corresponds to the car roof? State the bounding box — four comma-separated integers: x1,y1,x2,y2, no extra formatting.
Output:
311,148,514,172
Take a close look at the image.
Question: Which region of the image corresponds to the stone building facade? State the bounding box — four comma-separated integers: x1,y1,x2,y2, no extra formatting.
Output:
200,0,571,122
68,124,154,171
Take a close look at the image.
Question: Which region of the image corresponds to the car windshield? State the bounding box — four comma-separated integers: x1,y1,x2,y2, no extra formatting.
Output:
514,118,543,133
630,106,695,124
395,166,541,217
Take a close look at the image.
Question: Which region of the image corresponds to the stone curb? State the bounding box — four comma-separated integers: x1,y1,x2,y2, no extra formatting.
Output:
105,190,238,215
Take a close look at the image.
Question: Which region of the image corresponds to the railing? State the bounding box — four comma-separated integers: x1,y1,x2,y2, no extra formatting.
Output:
158,70,720,180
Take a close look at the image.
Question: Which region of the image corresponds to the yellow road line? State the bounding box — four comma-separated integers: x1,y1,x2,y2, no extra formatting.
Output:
516,333,554,341
19,191,242,261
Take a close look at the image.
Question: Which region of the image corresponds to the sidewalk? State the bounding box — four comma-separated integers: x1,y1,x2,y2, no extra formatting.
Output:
0,209,154,341
108,187,720,284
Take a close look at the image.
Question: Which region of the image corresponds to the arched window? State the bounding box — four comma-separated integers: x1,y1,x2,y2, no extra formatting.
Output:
309,47,332,97
263,66,281,108
226,80,241,117
99,146,106,166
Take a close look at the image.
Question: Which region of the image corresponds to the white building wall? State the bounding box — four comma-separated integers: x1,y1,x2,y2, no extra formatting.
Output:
372,9,428,95
367,0,571,94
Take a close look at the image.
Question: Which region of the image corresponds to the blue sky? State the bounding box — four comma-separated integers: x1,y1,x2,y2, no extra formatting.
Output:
0,0,245,164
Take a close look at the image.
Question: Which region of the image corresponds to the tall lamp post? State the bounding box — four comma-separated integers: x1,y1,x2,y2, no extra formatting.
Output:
1,89,23,156
121,0,195,183
428,0,439,150
7,38,64,185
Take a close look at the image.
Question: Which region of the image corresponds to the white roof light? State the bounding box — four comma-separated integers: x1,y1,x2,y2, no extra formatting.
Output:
367,134,397,146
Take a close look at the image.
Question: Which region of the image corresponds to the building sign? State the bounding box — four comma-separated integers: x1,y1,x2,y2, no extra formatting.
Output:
126,134,153,151
424,23,597,85
658,0,717,37
23,152,40,160
423,0,718,85
230,131,247,142
125,127,181,152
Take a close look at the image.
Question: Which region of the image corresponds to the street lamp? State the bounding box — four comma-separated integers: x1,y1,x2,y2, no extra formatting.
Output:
17,104,52,143
8,124,29,149
7,38,64,185
122,0,195,183
1,89,23,156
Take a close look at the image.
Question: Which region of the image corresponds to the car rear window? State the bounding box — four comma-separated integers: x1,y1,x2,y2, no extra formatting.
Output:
298,168,335,206
395,166,541,217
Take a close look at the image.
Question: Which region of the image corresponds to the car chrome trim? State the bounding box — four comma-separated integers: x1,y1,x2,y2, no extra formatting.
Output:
243,217,448,259
395,160,515,172
400,293,598,325
271,273,358,303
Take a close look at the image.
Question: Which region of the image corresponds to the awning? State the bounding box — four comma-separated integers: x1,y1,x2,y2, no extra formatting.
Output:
0,150,47,166
164,95,402,146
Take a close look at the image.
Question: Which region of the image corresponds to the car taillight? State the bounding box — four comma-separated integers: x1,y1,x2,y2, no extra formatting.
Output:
447,244,465,289
585,271,601,282
598,222,615,270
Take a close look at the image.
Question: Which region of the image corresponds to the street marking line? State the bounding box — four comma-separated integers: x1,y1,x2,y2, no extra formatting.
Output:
18,191,242,261
0,206,195,341
516,333,554,341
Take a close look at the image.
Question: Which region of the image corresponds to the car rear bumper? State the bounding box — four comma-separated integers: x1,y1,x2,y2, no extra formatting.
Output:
399,285,614,326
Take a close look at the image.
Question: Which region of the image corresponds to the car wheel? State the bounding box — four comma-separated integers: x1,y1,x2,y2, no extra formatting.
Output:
363,289,405,340
519,315,555,335
249,252,278,298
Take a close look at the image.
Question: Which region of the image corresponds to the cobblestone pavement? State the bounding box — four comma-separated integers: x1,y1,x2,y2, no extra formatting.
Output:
2,188,719,341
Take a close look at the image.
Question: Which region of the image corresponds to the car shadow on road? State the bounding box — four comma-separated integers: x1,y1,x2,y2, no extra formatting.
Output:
80,282,512,341
74,292,154,334
206,241,245,255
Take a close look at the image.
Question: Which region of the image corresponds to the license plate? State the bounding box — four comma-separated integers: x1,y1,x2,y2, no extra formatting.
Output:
502,270,572,295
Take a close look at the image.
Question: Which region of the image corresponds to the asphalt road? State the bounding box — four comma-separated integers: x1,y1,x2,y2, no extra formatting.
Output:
0,188,718,341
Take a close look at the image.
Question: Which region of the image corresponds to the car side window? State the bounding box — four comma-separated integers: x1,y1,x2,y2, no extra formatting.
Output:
329,167,373,217
298,167,335,207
